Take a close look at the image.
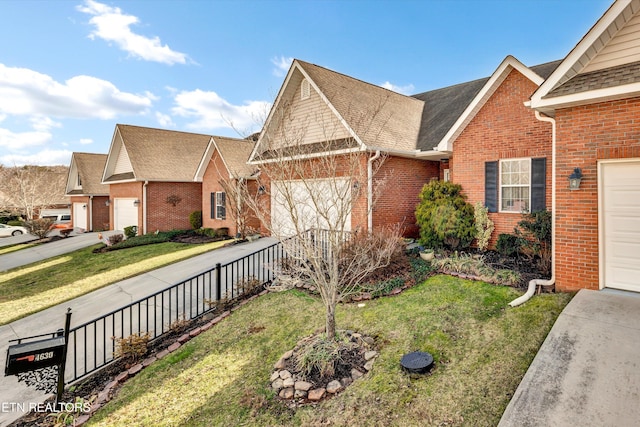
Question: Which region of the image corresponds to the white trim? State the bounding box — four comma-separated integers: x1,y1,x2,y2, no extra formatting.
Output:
531,0,636,109
498,157,532,214
248,146,364,165
436,55,545,152
529,82,640,114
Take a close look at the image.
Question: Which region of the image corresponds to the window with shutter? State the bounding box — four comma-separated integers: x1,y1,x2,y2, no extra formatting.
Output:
216,192,226,220
210,193,215,219
487,157,546,214
485,161,498,213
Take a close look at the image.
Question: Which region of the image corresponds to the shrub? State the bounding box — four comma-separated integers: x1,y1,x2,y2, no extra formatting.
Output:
295,334,344,379
474,202,494,251
189,211,203,230
516,210,552,275
217,227,230,237
113,332,150,364
23,218,54,239
496,233,521,257
124,225,137,239
415,180,475,250
107,233,124,246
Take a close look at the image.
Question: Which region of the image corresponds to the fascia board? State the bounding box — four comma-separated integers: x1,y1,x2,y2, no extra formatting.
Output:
531,81,640,111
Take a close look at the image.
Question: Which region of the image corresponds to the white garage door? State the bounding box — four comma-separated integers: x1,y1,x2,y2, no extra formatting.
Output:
271,179,351,237
73,203,87,230
114,198,138,232
601,160,640,291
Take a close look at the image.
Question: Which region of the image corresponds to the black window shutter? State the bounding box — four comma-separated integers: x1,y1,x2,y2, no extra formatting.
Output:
531,158,546,212
210,193,215,219
485,161,498,213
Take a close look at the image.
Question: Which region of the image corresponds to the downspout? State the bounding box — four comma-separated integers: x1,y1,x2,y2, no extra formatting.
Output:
367,150,381,232
142,180,149,235
89,195,93,232
509,111,556,307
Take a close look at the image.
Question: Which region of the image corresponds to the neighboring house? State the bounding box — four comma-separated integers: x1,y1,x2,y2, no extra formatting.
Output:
102,124,210,234
528,0,640,292
197,135,261,237
65,152,109,231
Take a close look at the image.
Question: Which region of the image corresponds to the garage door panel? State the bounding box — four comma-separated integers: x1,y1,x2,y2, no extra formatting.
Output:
114,198,138,232
602,161,640,291
73,203,87,230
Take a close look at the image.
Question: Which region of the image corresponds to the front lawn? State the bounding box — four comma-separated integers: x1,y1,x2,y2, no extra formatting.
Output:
88,276,571,427
0,240,228,325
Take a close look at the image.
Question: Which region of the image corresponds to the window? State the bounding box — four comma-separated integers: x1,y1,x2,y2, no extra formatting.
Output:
77,173,82,187
500,158,530,212
215,192,226,220
301,79,310,100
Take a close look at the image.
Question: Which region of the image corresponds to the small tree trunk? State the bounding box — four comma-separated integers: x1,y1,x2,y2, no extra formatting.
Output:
325,303,336,340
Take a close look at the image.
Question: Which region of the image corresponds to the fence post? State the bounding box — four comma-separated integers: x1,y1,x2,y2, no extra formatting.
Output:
215,263,222,301
56,308,72,404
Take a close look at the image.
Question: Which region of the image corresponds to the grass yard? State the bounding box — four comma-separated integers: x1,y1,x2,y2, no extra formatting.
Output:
0,240,228,325
88,276,571,427
0,242,37,256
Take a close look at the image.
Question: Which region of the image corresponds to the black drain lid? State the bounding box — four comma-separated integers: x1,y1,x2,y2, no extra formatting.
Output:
400,351,434,374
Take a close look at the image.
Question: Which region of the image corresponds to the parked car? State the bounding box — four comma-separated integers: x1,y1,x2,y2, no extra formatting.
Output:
42,214,72,229
0,223,29,237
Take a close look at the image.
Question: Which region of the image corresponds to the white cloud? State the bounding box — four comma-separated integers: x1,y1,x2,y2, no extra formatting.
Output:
30,116,62,132
172,89,270,134
0,148,73,167
155,112,174,127
271,56,293,77
0,63,154,119
0,127,52,151
77,0,190,65
80,138,93,145
380,81,415,95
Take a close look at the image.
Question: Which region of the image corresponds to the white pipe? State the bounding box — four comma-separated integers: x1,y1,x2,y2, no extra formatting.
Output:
89,195,93,231
509,111,557,307
367,150,381,232
142,180,149,235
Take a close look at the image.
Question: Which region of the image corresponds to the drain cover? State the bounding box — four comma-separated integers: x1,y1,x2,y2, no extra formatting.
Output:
400,351,434,374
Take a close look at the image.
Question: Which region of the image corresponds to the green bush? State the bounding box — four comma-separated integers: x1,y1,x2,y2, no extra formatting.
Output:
474,202,494,251
496,233,521,257
124,225,138,239
516,210,552,275
189,211,202,230
415,180,475,250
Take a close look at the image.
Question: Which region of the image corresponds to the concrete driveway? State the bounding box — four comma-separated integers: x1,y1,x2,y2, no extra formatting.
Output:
499,289,640,426
0,237,278,426
0,231,116,271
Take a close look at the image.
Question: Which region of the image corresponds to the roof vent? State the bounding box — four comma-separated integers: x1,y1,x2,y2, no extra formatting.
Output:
301,79,310,100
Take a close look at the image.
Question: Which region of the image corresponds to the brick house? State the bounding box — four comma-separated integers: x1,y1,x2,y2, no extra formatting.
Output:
65,152,110,231
528,0,640,292
102,124,210,234
198,135,261,237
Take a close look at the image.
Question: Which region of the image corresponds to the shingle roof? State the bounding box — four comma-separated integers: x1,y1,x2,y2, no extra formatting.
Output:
117,124,211,181
297,60,425,152
213,136,257,178
544,60,640,98
530,60,562,80
73,153,109,194
412,77,489,151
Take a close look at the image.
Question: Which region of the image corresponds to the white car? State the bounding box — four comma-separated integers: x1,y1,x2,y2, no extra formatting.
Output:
0,223,29,237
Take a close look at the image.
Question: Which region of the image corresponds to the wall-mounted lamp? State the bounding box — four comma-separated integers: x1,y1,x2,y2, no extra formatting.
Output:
133,199,140,207
257,185,266,195
568,167,583,190
352,180,360,190
105,199,110,207
82,204,87,210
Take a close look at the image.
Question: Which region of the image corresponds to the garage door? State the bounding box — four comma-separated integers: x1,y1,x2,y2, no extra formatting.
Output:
601,160,640,291
114,198,138,232
73,203,87,230
271,179,351,237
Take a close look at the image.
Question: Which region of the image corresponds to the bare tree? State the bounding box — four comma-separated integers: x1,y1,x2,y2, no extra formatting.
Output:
0,165,68,220
246,99,401,340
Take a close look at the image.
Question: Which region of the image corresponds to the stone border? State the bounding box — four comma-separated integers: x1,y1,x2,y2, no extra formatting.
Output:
73,290,269,426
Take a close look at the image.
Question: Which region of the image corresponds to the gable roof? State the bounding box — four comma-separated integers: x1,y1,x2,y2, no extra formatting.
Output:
250,59,426,162
413,56,561,152
195,136,257,180
530,0,640,114
103,124,211,183
66,152,109,196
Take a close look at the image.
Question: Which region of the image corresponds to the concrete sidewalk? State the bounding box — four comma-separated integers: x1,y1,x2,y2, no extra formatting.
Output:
499,289,640,427
0,231,117,271
0,237,278,426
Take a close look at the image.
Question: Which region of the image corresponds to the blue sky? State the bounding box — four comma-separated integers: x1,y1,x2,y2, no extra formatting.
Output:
0,0,613,166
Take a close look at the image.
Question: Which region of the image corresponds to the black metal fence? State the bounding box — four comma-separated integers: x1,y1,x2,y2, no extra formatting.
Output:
65,240,284,384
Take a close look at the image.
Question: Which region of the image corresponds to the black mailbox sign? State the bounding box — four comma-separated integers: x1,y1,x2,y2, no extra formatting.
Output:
5,336,65,376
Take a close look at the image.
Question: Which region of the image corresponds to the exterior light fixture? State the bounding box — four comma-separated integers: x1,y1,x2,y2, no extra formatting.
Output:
568,167,583,190
105,199,110,207
257,185,266,195
82,204,87,210
133,199,140,207
352,180,360,190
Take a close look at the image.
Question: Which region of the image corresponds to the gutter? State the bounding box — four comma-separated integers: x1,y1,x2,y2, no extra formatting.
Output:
89,195,93,232
509,111,557,307
367,150,381,232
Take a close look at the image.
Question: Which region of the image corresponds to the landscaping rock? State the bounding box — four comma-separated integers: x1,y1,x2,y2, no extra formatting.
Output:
128,363,143,376
362,336,375,346
351,368,364,380
189,327,201,337
178,334,191,344
294,381,313,391
294,389,307,399
279,387,294,399
390,287,403,295
155,349,169,359
364,350,378,361
364,360,375,371
282,349,294,359
270,371,280,382
279,369,292,379
271,378,284,390
142,356,156,367
167,342,181,352
274,358,286,370
283,377,295,388
308,388,326,401
115,371,129,383
361,292,372,300
341,377,353,387
75,415,90,426
326,380,343,394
